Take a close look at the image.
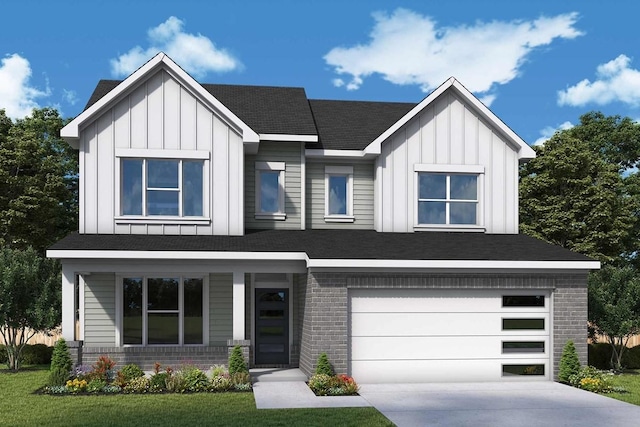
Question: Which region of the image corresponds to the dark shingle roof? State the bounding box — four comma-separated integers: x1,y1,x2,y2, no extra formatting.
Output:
85,80,317,136
307,100,416,150
84,80,418,150
50,230,593,262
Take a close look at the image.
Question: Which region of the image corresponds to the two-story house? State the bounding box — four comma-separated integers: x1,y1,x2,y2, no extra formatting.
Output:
47,53,598,383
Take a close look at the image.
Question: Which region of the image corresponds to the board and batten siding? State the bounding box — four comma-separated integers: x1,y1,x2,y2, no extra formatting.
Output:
209,273,233,345
245,142,302,229
306,161,374,229
79,68,244,235
376,88,519,233
83,273,116,347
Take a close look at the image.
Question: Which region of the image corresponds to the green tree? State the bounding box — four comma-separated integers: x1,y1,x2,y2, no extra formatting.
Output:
588,265,640,371
228,345,248,375
0,247,61,371
520,132,635,263
0,108,77,254
48,337,72,386
315,352,334,376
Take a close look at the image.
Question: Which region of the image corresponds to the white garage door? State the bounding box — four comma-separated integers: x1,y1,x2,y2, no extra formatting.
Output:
349,289,550,383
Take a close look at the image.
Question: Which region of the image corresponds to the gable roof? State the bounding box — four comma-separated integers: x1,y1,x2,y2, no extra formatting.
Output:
83,79,318,137
307,99,415,150
48,230,598,270
364,77,536,161
74,53,535,155
61,53,259,146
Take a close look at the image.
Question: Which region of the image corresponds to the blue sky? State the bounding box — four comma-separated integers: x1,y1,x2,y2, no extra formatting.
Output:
1,0,639,145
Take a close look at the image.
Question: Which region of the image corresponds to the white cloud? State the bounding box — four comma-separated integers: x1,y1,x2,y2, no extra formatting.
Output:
0,54,50,119
324,9,582,100
332,78,345,88
533,121,574,146
110,16,241,78
558,55,640,107
62,89,78,105
479,94,497,107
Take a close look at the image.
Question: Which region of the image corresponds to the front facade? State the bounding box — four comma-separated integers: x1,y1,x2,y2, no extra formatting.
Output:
48,53,598,382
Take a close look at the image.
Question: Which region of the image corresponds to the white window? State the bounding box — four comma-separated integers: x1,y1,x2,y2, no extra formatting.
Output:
120,276,207,346
255,161,286,220
121,158,204,217
414,164,484,228
324,166,354,222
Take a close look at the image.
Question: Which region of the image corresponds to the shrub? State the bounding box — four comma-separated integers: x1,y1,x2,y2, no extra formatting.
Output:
21,344,53,365
73,365,93,380
588,343,612,369
315,353,334,376
569,366,614,393
103,384,121,394
165,372,185,392
234,382,252,392
92,355,116,382
228,346,247,375
308,374,332,396
0,344,6,366
182,366,209,392
624,345,640,369
559,340,581,383
87,379,107,393
210,364,227,377
124,376,150,393
119,364,145,382
149,372,169,392
210,375,232,392
230,371,250,386
48,338,72,386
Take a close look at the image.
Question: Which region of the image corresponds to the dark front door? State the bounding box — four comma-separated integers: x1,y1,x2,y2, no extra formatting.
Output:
255,288,289,365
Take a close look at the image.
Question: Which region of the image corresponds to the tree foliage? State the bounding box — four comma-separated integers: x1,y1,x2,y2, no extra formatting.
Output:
48,338,72,385
0,247,61,370
588,265,640,371
228,345,248,375
520,131,635,263
0,108,77,254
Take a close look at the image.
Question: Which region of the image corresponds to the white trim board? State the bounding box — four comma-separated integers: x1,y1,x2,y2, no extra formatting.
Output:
48,249,599,271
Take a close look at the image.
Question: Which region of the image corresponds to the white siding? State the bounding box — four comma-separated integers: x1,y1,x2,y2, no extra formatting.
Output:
84,273,116,347
306,161,374,229
376,88,520,233
78,69,244,235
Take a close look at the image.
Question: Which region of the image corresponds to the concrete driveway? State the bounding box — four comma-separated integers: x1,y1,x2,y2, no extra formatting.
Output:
358,381,640,427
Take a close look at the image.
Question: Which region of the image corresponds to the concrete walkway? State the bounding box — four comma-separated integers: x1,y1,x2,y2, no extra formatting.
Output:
250,368,370,409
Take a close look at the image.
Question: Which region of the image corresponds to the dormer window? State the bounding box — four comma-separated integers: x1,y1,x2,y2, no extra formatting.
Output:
414,164,484,230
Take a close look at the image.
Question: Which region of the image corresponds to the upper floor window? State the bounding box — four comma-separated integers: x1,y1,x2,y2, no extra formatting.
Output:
325,166,354,222
418,173,478,225
122,158,204,217
255,161,286,220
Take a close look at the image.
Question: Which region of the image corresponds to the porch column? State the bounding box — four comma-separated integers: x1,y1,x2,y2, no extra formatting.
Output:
61,264,75,341
232,271,245,340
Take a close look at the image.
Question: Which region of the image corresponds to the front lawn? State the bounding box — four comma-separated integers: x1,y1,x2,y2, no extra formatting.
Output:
0,367,392,427
607,370,640,406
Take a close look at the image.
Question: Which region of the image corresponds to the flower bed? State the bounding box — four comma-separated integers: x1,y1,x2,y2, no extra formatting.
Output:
308,374,360,396
42,357,252,395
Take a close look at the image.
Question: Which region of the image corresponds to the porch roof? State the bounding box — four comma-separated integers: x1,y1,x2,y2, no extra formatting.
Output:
49,230,594,262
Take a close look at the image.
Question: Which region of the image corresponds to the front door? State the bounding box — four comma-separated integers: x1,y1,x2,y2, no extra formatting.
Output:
255,288,289,365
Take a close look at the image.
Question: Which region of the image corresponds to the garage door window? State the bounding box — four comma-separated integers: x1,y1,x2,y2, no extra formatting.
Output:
502,318,545,330
502,342,545,353
502,364,545,376
502,295,545,307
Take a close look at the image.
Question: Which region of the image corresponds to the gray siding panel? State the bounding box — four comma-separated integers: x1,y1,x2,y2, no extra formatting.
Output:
209,273,232,345
84,273,116,347
245,142,302,229
306,162,374,229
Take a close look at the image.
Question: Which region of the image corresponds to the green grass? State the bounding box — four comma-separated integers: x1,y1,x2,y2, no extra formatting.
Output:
608,369,640,406
0,366,393,427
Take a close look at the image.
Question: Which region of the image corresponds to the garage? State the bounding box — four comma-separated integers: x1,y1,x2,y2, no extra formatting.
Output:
349,288,551,383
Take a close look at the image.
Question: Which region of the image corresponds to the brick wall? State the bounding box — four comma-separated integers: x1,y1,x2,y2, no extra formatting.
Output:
298,272,589,381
